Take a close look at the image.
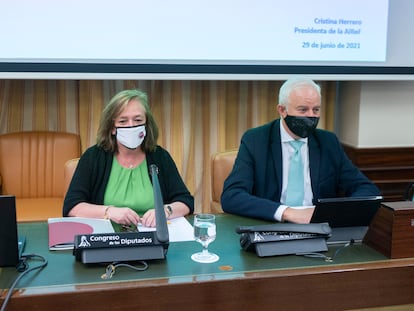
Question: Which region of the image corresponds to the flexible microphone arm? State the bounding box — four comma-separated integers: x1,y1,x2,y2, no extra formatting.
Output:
149,164,169,244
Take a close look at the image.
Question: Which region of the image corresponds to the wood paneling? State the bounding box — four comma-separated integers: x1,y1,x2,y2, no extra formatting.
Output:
343,145,414,201
364,201,414,259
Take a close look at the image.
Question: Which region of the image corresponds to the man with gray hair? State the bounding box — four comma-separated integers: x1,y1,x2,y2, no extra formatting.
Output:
221,77,380,223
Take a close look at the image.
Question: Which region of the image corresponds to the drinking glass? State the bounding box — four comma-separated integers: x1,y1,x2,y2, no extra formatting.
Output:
191,214,219,263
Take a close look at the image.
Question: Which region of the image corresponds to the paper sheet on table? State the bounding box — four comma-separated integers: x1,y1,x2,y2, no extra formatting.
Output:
138,216,194,242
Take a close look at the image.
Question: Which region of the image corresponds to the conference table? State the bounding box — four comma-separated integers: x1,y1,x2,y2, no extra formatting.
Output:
1,214,414,311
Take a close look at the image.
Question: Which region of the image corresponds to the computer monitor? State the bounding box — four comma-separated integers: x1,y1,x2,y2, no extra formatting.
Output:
0,195,24,267
311,195,383,228
311,195,383,244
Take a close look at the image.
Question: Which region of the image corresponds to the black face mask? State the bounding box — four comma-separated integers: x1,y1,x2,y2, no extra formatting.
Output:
284,115,319,138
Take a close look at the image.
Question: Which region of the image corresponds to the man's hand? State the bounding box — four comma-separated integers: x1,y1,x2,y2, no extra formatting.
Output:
282,206,315,223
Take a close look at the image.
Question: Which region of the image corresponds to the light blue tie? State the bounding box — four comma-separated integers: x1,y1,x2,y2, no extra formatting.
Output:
285,140,304,206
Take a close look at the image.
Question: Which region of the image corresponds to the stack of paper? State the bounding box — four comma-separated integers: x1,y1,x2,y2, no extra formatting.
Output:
48,217,114,250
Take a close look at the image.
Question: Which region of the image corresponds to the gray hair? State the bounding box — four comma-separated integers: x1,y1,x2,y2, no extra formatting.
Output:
278,77,321,107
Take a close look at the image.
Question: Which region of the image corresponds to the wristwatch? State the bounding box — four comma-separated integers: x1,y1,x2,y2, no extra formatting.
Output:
165,205,173,218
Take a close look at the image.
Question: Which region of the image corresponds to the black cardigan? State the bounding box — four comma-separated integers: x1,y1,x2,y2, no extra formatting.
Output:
63,145,194,216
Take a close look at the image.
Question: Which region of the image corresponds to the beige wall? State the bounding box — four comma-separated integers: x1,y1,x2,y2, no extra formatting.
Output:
337,81,414,148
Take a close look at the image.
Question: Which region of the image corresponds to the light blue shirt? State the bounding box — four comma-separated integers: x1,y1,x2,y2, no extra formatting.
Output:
274,121,314,221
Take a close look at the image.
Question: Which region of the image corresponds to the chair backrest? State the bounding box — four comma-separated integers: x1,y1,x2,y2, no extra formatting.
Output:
0,131,81,198
210,149,237,213
64,158,79,196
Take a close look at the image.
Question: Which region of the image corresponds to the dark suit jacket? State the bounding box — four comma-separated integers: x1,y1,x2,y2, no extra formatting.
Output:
221,119,381,221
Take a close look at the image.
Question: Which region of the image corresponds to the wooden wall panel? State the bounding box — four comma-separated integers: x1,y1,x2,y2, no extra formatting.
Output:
343,145,414,201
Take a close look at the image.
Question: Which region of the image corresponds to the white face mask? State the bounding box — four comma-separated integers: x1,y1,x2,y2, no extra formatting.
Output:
116,125,146,149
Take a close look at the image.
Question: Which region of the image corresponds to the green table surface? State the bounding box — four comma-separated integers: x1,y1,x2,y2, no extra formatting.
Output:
1,214,388,292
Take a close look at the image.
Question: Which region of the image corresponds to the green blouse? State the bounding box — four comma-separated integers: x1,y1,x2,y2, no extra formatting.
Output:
104,157,154,231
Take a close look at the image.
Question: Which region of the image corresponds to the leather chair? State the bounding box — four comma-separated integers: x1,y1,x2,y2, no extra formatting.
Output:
64,157,79,195
210,149,237,213
0,131,81,221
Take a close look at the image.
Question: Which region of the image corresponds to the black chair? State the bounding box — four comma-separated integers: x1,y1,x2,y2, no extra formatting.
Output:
405,182,414,201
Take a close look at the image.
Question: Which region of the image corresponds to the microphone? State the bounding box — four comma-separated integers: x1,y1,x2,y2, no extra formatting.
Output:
236,223,332,235
149,164,169,244
72,164,170,264
237,223,333,257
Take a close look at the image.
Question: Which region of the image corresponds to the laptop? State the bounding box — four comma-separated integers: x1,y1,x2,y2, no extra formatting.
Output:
0,195,26,267
310,195,383,245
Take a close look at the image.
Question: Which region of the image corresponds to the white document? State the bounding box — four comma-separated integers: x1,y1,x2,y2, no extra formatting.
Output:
138,216,194,242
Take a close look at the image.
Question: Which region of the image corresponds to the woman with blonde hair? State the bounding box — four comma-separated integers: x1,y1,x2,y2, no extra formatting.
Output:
64,89,193,231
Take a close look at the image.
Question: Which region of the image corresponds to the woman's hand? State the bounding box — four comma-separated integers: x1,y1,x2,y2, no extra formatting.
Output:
141,209,158,227
141,207,172,227
107,207,140,227
139,202,191,227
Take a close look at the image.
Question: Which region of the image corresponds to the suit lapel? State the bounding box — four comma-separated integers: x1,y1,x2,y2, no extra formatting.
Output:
308,134,321,200
270,120,283,195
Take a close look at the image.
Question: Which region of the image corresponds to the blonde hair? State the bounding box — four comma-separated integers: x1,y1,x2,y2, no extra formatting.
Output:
96,89,159,152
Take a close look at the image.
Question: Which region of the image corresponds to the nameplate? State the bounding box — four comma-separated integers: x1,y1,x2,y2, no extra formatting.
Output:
73,231,169,264
74,231,157,250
